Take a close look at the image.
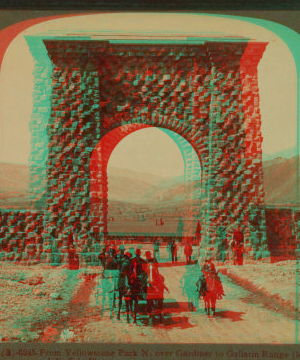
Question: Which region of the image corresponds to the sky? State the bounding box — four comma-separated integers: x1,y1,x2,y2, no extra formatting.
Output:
0,13,297,178
107,128,184,178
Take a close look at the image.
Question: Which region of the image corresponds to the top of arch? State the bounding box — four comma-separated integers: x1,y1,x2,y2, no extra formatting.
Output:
25,35,252,43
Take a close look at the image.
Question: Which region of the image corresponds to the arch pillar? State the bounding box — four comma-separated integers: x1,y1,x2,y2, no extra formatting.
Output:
198,41,269,262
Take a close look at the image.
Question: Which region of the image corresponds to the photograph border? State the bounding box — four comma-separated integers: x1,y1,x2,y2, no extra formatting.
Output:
0,3,299,358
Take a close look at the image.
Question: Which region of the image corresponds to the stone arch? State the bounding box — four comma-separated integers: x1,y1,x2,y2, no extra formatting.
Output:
89,123,203,240
29,38,269,262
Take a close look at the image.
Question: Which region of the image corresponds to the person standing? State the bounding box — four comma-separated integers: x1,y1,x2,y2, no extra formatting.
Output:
167,240,171,262
232,231,244,266
153,238,160,262
117,244,126,261
181,266,198,311
101,247,119,318
231,240,239,266
98,246,107,267
170,240,177,263
152,268,170,323
145,251,158,289
68,243,79,270
131,249,147,275
236,242,245,266
184,242,193,264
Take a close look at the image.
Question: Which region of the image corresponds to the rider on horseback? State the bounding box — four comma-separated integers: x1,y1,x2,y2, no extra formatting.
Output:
197,258,225,316
197,262,208,298
199,258,224,299
129,249,148,323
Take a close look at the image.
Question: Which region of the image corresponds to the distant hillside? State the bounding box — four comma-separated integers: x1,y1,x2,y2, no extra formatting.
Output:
0,157,298,209
108,168,188,203
0,163,32,209
107,173,159,203
0,163,187,208
263,156,299,208
0,163,29,191
263,146,297,162
107,167,169,187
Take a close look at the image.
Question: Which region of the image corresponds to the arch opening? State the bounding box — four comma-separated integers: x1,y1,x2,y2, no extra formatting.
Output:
90,124,203,244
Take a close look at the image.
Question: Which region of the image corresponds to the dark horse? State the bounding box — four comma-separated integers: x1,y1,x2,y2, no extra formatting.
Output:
117,255,148,324
197,271,224,316
129,269,148,323
117,255,133,323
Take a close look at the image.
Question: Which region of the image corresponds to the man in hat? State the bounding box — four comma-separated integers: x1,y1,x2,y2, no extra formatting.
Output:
117,244,126,258
117,245,131,272
98,245,107,267
131,249,146,278
145,251,158,282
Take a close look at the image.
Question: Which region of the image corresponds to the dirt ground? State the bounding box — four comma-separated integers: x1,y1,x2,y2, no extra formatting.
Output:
0,254,298,343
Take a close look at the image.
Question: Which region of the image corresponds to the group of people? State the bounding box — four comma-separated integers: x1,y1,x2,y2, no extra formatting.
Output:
96,243,224,323
154,238,194,264
97,244,169,324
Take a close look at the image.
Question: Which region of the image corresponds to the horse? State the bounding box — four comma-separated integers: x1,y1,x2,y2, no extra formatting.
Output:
117,271,132,323
197,271,224,316
116,257,149,324
145,281,159,325
129,269,148,323
117,255,133,323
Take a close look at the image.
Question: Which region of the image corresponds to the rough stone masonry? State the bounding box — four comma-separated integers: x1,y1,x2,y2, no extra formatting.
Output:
0,38,271,265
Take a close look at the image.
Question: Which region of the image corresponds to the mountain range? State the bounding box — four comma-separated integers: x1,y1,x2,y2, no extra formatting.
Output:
0,154,299,209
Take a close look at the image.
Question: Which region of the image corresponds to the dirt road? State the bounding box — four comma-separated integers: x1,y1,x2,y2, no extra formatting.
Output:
50,264,296,344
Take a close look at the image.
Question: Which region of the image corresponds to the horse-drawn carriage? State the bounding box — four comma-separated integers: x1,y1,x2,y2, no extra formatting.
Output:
97,247,168,324
97,247,224,322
